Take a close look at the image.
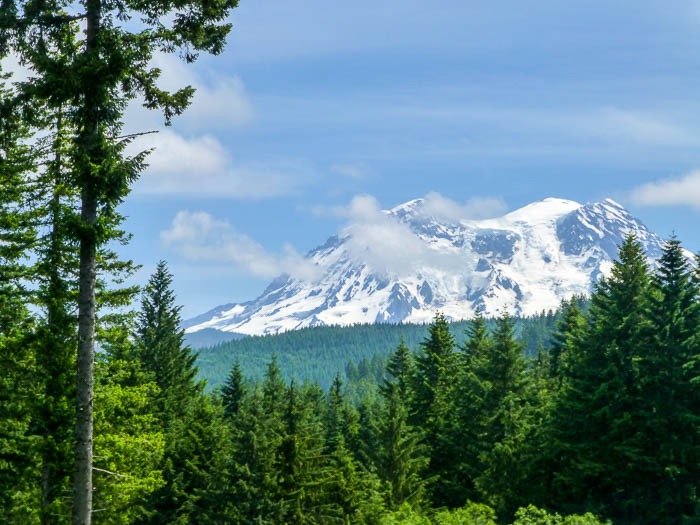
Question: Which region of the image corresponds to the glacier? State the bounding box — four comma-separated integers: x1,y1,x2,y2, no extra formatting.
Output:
182,197,673,336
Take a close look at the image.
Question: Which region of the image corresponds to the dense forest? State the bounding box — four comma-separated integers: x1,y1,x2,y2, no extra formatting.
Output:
194,296,589,391
2,229,699,523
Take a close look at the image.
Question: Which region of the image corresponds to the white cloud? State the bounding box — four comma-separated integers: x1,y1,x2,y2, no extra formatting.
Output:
136,129,231,175
331,163,369,179
117,53,298,199
161,211,320,281
385,102,697,150
335,194,476,277
628,170,700,210
340,195,433,276
123,52,253,133
421,192,507,221
129,129,313,198
581,108,696,146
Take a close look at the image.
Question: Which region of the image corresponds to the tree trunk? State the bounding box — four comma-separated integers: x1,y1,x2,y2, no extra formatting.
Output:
73,1,101,523
73,191,97,525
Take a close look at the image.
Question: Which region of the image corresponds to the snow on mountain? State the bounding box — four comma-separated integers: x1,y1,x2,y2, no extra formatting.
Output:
182,197,671,336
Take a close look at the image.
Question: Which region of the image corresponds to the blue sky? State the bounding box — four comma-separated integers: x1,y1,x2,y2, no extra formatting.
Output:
93,1,700,316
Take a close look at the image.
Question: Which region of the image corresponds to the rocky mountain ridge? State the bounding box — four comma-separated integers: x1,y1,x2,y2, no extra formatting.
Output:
183,197,670,337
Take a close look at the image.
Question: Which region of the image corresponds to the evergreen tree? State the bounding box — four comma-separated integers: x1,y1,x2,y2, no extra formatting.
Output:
1,76,140,522
549,234,652,520
480,313,527,442
135,261,201,423
228,387,283,523
1,2,239,519
278,379,330,524
408,313,457,506
474,313,530,517
326,373,348,452
437,315,493,507
133,263,231,523
547,300,585,382
263,355,287,418
34,113,81,525
222,360,246,419
381,339,413,399
0,77,41,522
376,373,428,510
354,396,382,470
638,237,700,522
410,313,457,427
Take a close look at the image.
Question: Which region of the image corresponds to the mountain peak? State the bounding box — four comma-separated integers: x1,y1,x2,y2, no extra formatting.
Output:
389,198,425,215
184,196,668,336
503,197,581,223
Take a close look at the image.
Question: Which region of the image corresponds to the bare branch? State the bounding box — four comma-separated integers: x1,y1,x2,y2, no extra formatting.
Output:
92,466,129,478
112,130,159,140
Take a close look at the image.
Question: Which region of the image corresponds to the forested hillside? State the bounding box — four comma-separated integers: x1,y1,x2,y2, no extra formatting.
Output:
195,299,588,391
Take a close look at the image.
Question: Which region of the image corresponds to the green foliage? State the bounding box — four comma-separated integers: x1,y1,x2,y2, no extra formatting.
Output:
511,505,608,525
637,237,700,522
129,263,232,523
2,0,239,517
0,303,40,523
380,502,605,525
227,387,284,523
194,309,583,394
135,261,202,423
376,343,429,510
93,359,165,524
221,360,246,419
547,301,585,381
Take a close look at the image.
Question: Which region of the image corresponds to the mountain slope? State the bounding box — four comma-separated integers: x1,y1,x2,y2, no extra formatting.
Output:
183,197,669,336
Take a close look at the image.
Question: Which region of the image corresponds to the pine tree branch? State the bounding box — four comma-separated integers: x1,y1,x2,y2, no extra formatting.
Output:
16,14,88,27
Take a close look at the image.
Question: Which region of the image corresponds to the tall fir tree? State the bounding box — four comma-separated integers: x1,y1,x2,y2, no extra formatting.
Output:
437,314,493,507
134,261,201,423
639,237,700,522
222,360,246,420
547,300,586,382
480,313,527,443
549,234,652,520
323,374,385,524
1,2,239,519
133,262,231,524
278,379,330,524
380,339,413,399
408,312,457,506
0,77,42,522
409,313,457,428
474,313,531,518
376,345,428,510
228,386,283,524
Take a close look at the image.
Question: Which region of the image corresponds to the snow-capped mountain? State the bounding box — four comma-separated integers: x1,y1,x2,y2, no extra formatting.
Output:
183,198,670,337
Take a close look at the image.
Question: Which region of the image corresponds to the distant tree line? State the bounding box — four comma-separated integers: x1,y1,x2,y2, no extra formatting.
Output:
195,295,589,393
